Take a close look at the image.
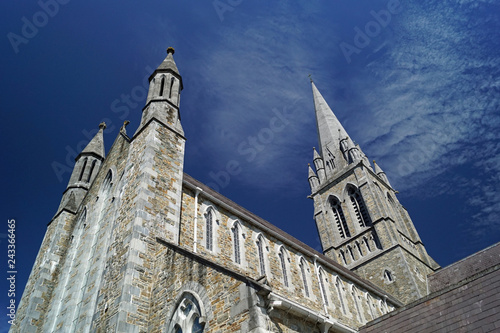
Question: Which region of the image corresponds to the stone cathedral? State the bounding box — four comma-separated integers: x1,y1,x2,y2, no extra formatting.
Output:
13,49,500,333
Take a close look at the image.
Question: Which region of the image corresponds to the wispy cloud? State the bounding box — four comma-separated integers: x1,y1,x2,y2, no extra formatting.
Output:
345,1,500,249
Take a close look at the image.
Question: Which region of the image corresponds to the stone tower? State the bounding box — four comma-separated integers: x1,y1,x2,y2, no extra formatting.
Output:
13,47,186,332
307,81,439,304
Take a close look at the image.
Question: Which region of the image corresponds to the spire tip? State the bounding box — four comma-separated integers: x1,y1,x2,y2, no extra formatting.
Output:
167,46,175,55
99,122,107,130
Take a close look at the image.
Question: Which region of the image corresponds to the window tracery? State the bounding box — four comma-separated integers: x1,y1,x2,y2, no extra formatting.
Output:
169,293,206,333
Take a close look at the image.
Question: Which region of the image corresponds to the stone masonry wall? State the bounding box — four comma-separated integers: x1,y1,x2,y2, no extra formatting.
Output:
312,162,437,305
12,210,76,332
89,119,185,332
177,180,397,331
42,132,131,332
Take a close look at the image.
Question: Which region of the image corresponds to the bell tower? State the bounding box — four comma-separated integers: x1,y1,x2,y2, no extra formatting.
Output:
308,80,439,304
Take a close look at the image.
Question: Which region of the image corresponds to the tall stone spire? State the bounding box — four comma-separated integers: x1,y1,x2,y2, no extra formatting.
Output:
312,81,358,176
308,82,439,305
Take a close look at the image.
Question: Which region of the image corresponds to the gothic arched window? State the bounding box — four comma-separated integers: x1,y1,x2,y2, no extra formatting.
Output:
363,236,371,252
347,245,355,261
78,158,87,181
352,286,365,323
299,258,310,297
87,160,97,183
102,170,113,196
367,294,376,320
168,292,206,333
231,222,241,264
355,241,363,257
335,277,347,314
205,209,213,251
339,250,347,265
159,76,165,96
318,267,329,306
330,197,350,239
256,235,266,276
169,77,175,99
347,186,371,228
278,247,289,287
384,269,394,282
326,147,336,171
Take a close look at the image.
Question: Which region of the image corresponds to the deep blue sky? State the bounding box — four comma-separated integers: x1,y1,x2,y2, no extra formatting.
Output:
2,1,500,331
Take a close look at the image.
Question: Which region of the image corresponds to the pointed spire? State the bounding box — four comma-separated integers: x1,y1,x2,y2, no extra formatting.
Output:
313,146,321,160
312,147,326,182
156,47,179,74
80,122,106,159
312,82,347,152
373,159,383,174
373,160,391,188
308,164,320,192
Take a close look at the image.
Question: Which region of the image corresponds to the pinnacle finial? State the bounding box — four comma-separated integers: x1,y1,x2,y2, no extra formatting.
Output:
120,120,130,134
167,47,175,55
308,74,313,83
99,122,107,130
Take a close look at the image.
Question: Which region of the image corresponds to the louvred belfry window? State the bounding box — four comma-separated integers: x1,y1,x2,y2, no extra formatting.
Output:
331,197,350,238
348,186,371,227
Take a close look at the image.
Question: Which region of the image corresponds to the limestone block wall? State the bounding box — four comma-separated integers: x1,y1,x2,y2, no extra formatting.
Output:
42,132,131,332
177,175,399,331
12,210,76,332
149,243,260,332
89,120,185,332
309,162,439,305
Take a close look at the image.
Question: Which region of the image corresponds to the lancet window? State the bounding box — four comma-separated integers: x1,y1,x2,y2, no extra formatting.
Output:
347,186,371,228
330,197,350,239
205,209,213,251
299,258,310,297
278,247,289,287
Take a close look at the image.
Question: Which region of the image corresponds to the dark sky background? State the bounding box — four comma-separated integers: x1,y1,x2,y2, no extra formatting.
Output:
2,1,500,331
